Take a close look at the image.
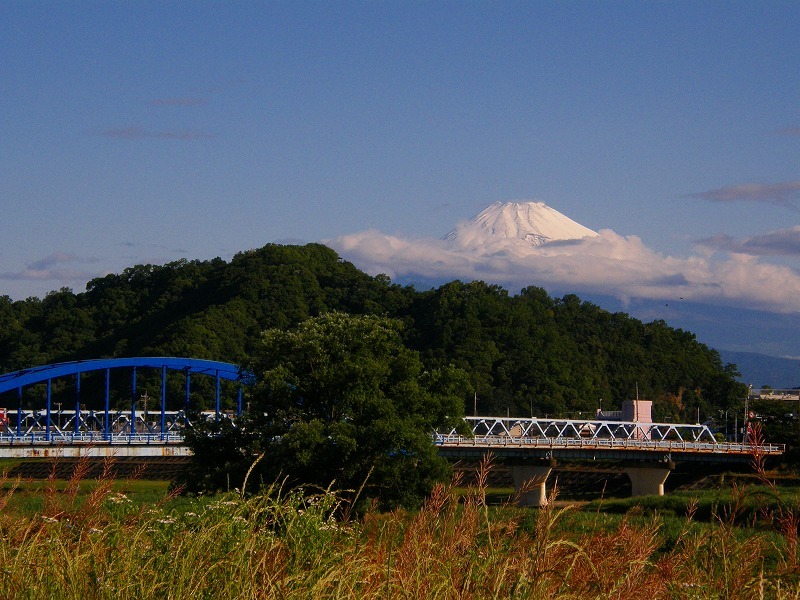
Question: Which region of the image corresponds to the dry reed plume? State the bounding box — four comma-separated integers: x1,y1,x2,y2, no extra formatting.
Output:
0,451,799,598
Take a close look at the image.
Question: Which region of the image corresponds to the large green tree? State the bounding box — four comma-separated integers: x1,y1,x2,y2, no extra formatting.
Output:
182,311,470,510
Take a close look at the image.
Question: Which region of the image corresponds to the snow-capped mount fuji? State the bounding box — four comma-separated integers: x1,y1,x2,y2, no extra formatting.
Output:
444,201,599,247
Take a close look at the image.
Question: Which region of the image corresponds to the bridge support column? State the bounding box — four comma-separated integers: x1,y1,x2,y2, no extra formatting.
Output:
624,465,672,497
509,461,555,507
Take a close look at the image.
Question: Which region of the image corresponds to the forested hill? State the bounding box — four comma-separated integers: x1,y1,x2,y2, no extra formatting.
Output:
0,243,744,422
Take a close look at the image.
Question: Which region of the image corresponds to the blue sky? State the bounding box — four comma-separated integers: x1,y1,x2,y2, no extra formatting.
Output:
2,2,799,356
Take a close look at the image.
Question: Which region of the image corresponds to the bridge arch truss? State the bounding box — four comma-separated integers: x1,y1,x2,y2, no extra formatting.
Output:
0,358,254,442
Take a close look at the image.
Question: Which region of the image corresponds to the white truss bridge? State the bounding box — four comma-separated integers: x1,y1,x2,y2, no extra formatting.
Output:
0,409,214,457
0,407,222,436
434,416,785,460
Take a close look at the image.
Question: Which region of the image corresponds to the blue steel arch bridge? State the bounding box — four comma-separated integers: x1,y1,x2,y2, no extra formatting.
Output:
0,357,254,455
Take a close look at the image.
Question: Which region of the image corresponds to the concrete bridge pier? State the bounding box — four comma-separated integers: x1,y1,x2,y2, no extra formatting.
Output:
508,459,556,507
624,462,674,497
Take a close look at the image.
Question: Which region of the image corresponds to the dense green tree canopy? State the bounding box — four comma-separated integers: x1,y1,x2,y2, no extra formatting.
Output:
182,312,469,509
0,243,748,427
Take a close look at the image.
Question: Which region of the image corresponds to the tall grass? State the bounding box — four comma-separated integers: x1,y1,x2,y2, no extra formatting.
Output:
1,453,799,598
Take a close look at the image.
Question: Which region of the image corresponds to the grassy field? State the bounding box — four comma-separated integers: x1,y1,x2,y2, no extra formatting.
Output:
1,457,800,599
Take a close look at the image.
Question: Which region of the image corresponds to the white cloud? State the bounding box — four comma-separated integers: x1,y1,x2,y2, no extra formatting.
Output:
777,126,800,137
150,97,207,107
688,181,800,205
696,227,800,257
101,126,216,141
0,253,98,285
327,228,800,314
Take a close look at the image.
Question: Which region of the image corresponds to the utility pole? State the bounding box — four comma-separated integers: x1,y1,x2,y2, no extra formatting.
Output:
719,410,729,441
745,385,751,444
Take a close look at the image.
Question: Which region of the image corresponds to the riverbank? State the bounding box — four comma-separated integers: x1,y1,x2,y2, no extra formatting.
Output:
1,457,799,598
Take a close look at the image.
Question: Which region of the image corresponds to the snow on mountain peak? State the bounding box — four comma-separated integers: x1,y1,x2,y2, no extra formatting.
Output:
444,201,599,247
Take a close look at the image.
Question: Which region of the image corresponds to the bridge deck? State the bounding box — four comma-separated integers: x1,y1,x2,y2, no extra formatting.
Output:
434,434,782,463
0,431,783,462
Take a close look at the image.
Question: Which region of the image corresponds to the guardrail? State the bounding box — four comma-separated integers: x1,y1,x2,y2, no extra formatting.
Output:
434,434,785,455
0,433,185,445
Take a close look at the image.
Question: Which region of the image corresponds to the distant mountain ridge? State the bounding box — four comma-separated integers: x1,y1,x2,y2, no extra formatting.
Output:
444,201,599,247
718,349,800,388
